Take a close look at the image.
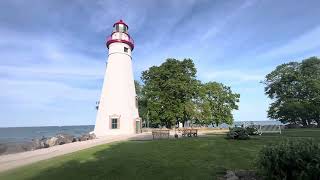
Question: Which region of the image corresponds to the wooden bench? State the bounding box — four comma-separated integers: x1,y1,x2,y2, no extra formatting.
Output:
178,128,198,137
152,129,170,140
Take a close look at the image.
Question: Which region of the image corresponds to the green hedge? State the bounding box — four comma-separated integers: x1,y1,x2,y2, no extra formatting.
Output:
226,127,250,140
256,139,320,180
245,126,260,135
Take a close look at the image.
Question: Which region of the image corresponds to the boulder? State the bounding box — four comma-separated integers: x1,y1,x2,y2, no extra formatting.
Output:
79,134,90,141
55,133,75,145
89,133,96,140
32,137,49,149
46,137,58,147
79,133,96,141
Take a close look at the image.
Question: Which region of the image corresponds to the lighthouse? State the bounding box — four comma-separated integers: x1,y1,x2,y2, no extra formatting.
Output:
94,20,140,137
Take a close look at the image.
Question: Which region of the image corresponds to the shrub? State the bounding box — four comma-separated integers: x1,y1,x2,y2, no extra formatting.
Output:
227,127,250,140
245,126,260,135
256,139,320,180
285,124,302,129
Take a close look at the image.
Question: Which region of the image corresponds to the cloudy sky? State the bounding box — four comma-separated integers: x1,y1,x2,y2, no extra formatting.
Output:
1,0,320,127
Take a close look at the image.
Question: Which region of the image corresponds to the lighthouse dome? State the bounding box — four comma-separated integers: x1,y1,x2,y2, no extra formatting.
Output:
106,20,134,50
113,20,128,33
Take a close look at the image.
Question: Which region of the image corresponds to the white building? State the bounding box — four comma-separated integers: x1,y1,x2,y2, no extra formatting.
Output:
93,20,140,137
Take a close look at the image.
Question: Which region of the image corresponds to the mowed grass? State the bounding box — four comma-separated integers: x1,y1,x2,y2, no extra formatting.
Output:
1,129,319,180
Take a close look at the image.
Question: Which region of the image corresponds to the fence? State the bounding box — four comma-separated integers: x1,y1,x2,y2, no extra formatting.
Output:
246,124,282,134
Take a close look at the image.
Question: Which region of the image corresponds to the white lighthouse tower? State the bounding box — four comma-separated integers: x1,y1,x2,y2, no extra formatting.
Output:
94,20,140,137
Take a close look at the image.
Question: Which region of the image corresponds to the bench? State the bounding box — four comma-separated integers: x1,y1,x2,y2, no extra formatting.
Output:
178,128,198,137
152,129,170,140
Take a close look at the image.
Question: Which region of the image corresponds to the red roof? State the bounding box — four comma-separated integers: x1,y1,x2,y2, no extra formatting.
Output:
113,20,128,28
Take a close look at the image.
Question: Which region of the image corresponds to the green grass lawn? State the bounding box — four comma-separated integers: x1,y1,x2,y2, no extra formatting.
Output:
1,128,319,180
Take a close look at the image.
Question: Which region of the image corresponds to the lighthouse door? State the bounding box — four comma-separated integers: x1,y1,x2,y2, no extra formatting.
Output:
135,120,141,134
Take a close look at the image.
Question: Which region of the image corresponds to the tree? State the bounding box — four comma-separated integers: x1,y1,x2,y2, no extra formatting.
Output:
200,82,240,126
141,58,198,128
134,80,148,126
140,58,240,128
263,57,320,127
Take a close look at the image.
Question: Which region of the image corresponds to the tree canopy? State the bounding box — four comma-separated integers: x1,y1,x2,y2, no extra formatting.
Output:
140,58,198,127
200,82,240,126
138,58,240,128
263,57,320,127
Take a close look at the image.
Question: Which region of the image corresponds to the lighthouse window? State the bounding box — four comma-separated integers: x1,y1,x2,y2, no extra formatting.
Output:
111,118,118,129
123,26,128,33
124,47,128,52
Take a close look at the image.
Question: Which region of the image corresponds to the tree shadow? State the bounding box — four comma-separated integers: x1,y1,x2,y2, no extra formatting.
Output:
25,142,146,180
9,133,271,180
24,138,217,180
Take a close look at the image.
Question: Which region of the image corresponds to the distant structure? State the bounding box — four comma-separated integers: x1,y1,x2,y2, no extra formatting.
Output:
94,20,140,137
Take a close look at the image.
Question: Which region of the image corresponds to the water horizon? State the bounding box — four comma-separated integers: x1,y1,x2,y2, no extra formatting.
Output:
0,124,95,128
0,125,95,144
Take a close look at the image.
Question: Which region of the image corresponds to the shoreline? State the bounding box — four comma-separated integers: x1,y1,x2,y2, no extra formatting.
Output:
0,141,35,156
0,133,148,173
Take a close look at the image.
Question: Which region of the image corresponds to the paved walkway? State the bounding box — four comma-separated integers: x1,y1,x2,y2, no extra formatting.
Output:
0,133,149,172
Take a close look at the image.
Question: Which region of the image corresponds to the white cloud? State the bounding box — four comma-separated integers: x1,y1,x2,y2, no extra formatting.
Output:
199,69,266,83
260,25,320,59
201,0,257,41
0,26,103,126
1,78,99,109
0,27,105,79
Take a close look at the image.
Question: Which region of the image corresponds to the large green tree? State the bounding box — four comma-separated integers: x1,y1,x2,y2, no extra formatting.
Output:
141,58,198,128
200,82,240,126
263,57,320,127
139,58,240,128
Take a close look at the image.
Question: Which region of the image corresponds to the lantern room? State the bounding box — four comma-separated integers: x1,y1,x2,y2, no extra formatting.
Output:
106,20,134,50
113,20,128,33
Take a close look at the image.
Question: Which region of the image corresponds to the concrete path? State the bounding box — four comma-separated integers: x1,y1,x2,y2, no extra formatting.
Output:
0,133,149,173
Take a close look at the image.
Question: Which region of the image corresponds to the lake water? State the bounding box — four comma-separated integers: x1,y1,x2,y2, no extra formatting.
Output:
0,125,94,144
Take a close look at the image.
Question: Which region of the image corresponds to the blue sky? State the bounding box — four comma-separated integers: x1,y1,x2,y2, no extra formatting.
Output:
1,0,320,127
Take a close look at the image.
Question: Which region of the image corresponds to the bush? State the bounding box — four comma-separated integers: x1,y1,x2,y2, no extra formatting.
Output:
245,126,260,135
227,127,250,140
285,124,302,129
256,139,320,180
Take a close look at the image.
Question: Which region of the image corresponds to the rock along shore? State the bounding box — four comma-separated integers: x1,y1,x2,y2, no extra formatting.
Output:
0,133,96,155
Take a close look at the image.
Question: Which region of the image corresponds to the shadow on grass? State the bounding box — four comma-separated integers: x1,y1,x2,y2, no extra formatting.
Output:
18,138,226,180
6,131,314,180
23,142,156,180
